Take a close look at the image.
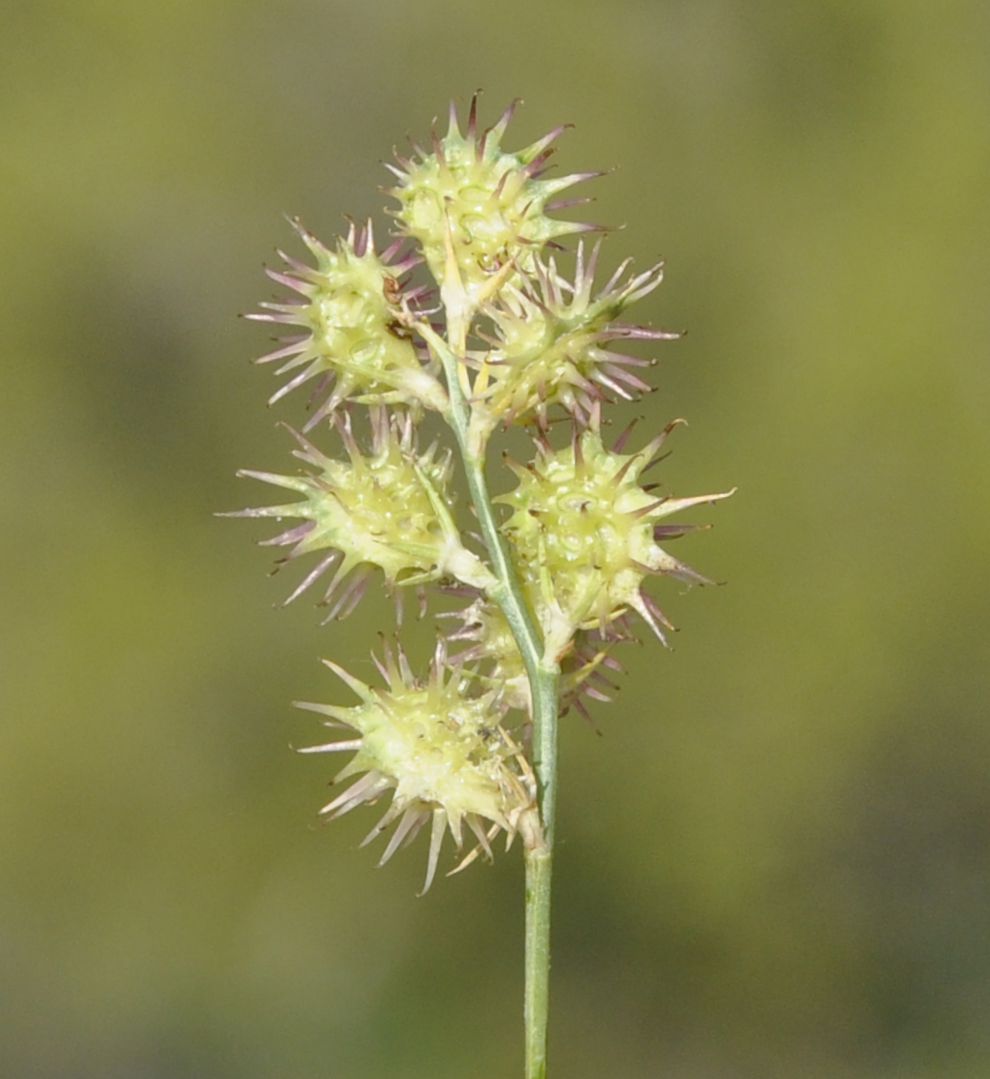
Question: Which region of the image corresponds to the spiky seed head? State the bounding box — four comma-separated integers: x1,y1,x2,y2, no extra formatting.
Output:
497,420,734,643
225,410,495,608
388,96,600,299
248,218,446,425
472,243,677,437
296,646,540,892
448,597,628,717
447,597,531,710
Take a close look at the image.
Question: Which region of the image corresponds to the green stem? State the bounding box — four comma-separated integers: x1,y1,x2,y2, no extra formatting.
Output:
429,317,559,1079
524,849,553,1079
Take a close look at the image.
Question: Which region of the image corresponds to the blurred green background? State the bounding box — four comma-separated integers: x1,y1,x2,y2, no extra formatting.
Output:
3,3,989,1076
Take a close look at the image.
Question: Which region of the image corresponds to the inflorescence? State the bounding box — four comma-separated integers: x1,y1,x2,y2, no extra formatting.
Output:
227,95,731,891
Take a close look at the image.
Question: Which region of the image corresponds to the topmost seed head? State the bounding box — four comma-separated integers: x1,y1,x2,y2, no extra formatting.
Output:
387,95,601,301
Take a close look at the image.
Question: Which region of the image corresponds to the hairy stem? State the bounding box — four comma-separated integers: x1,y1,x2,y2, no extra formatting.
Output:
428,310,560,1078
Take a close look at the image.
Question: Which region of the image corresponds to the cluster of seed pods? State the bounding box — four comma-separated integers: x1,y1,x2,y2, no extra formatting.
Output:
229,95,731,889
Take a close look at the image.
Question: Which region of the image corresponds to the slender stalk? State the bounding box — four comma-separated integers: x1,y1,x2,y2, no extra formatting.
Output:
428,309,560,1078
524,848,553,1079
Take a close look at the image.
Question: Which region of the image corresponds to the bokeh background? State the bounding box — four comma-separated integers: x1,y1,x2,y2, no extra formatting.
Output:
3,3,989,1077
